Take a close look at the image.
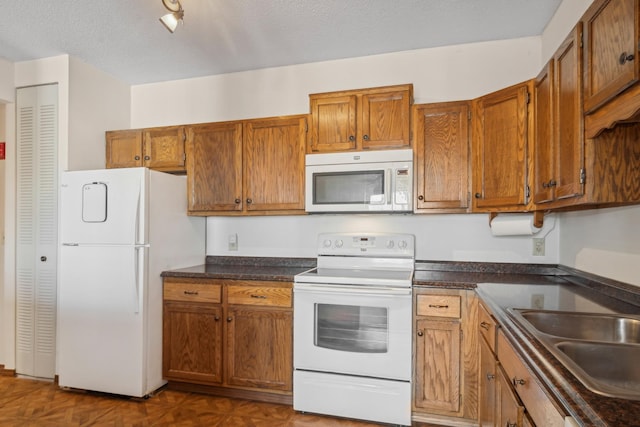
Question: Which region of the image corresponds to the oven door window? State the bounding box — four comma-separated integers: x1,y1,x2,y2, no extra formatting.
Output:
314,303,388,353
313,171,385,205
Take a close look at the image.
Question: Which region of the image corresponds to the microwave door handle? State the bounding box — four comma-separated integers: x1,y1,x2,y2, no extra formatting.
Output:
385,169,392,205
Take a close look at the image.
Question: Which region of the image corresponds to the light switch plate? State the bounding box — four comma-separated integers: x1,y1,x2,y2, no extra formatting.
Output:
532,237,545,256
228,233,238,251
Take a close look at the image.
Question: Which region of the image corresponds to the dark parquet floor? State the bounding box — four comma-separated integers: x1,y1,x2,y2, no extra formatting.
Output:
0,375,431,427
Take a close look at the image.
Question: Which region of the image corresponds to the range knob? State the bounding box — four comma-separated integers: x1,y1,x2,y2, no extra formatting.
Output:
335,239,344,248
398,240,408,249
386,240,395,249
323,239,332,248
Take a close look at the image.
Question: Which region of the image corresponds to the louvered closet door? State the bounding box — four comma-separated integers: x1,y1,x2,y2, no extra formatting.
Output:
16,84,58,379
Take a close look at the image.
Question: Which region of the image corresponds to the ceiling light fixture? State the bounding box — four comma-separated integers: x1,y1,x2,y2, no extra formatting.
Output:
160,0,184,33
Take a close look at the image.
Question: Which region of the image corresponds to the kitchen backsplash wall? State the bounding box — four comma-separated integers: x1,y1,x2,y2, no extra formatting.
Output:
206,214,560,264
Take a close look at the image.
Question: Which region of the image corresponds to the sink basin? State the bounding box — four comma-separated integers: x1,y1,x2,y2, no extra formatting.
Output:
510,309,640,400
555,341,640,399
517,310,640,344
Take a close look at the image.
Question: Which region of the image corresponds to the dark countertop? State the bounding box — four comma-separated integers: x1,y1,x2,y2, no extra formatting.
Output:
162,257,640,426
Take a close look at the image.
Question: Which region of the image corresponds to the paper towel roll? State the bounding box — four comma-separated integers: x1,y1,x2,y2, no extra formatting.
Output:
490,213,541,236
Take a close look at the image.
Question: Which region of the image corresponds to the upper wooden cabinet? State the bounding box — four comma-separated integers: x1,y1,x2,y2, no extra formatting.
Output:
308,84,413,152
472,81,533,212
533,24,585,207
186,115,307,216
413,101,470,212
583,0,640,114
105,126,186,173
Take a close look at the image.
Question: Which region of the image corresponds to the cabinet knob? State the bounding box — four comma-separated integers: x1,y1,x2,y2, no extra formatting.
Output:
235,198,241,204
246,198,252,204
417,330,424,337
506,422,517,427
134,155,140,161
512,377,526,387
619,52,635,64
474,192,482,199
549,180,557,187
227,317,233,322
418,195,424,201
214,315,220,321
542,181,549,188
486,373,495,381
349,135,355,142
144,155,151,161
363,134,370,141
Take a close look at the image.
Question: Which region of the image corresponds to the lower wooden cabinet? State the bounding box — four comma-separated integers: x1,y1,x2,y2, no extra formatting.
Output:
497,366,525,427
162,278,293,402
413,288,479,424
479,336,497,427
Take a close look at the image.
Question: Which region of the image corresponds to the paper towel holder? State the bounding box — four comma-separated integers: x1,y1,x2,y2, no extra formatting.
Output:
489,211,544,228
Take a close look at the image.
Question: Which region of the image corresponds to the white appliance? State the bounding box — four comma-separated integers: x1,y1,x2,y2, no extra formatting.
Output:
57,167,204,397
294,232,414,426
305,149,413,213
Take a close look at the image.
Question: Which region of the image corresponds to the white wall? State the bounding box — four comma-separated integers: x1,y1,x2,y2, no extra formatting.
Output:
68,57,131,170
131,36,556,264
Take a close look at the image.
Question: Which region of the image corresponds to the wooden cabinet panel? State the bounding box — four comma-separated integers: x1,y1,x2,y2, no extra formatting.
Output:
479,337,497,427
497,331,565,427
106,127,186,172
415,318,461,413
478,302,497,352
360,89,411,149
225,306,292,391
163,301,223,384
496,366,524,427
105,130,143,169
472,81,531,211
143,126,186,171
186,122,243,213
309,95,357,152
413,101,470,212
164,281,221,304
243,116,306,212
308,84,412,153
583,0,640,113
533,61,555,204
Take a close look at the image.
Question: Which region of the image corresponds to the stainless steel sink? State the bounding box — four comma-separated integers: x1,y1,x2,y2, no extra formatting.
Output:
510,309,640,400
517,310,640,344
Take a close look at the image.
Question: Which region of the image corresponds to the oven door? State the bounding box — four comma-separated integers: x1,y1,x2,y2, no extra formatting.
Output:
293,283,412,381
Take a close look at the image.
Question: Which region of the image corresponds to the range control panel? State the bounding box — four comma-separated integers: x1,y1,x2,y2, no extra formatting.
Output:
316,232,415,258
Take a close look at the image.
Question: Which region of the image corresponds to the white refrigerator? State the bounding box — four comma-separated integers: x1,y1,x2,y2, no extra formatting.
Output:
57,167,205,397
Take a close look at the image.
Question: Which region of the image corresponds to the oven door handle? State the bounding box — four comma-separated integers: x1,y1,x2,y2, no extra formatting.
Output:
294,283,412,297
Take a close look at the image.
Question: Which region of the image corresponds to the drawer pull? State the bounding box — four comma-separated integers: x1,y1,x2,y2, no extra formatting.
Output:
183,290,199,296
250,294,267,299
486,373,495,381
512,377,526,387
480,321,491,330
506,422,517,427
428,304,449,309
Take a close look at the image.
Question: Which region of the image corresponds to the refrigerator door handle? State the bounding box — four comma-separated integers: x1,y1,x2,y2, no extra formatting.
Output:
134,246,144,314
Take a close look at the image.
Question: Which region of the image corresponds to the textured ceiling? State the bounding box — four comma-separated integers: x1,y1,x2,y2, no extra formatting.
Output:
0,0,562,85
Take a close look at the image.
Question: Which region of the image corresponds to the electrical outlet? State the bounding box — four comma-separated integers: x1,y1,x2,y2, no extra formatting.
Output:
531,294,545,309
532,237,545,256
228,233,238,251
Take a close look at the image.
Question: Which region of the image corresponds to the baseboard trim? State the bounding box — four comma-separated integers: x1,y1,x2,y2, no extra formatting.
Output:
0,365,16,377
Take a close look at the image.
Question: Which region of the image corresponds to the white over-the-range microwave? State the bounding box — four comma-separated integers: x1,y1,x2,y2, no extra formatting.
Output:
305,149,413,213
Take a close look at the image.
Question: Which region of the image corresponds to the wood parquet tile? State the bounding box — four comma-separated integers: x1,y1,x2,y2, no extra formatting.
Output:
0,376,404,427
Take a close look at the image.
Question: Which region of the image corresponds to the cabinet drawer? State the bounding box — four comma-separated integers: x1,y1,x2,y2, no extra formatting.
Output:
227,285,292,308
416,294,461,318
164,281,222,303
478,302,497,351
497,331,565,427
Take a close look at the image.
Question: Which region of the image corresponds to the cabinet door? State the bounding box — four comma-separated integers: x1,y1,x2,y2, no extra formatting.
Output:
309,94,357,152
143,126,186,172
583,0,640,113
361,88,411,149
554,24,584,201
533,61,555,204
163,301,223,384
479,338,497,427
414,318,461,414
413,101,470,211
225,306,293,392
497,367,524,427
472,82,530,210
243,116,306,212
186,122,243,213
105,130,142,169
